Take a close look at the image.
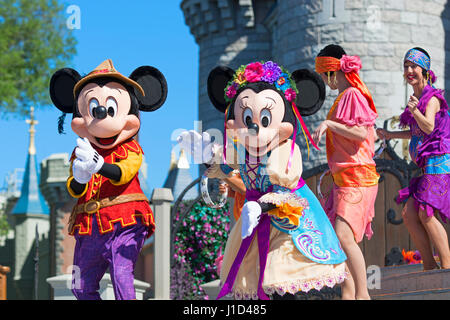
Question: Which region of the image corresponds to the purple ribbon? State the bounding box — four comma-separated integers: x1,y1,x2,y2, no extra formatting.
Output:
217,188,271,300
216,178,305,300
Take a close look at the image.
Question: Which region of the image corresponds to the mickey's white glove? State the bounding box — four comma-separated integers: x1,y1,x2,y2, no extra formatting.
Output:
241,201,262,239
177,130,214,164
74,137,104,175
72,158,92,184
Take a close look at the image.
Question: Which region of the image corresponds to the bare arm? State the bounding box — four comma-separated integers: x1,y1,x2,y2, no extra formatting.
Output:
223,174,246,195
326,120,369,142
376,128,412,140
410,96,440,135
313,119,368,145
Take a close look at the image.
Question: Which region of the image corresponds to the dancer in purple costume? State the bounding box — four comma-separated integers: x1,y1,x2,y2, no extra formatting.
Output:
377,47,450,270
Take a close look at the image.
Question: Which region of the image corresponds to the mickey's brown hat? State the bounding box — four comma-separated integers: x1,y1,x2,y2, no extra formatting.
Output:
73,59,145,97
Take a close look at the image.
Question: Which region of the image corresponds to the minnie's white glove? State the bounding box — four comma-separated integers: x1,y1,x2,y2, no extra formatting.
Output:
72,158,92,184
177,130,214,164
241,201,262,239
74,137,104,175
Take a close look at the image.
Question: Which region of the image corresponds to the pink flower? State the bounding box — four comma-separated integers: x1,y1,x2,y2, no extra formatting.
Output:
214,250,224,275
284,88,297,102
244,62,264,82
226,82,238,99
340,55,362,74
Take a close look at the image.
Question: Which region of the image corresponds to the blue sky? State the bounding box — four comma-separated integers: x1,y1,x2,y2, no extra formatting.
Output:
0,1,199,196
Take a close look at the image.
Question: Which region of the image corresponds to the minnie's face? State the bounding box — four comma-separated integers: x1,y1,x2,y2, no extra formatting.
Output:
71,81,140,149
226,88,293,157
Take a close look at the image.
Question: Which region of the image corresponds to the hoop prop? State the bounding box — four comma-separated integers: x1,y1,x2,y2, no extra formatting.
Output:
200,174,228,209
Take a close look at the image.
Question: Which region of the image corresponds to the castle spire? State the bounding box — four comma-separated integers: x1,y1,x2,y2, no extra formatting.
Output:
11,107,49,215
26,106,38,155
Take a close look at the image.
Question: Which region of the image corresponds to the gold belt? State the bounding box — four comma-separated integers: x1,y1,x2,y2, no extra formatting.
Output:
73,193,149,215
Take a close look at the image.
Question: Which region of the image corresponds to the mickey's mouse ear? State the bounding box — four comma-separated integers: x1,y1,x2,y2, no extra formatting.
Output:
291,69,325,116
129,66,168,112
49,68,82,113
207,66,235,113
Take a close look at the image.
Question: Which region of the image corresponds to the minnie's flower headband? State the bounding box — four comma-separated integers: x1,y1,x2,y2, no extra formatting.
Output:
224,61,299,103
222,61,319,172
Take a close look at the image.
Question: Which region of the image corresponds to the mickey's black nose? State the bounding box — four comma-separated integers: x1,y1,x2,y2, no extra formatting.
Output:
93,106,107,119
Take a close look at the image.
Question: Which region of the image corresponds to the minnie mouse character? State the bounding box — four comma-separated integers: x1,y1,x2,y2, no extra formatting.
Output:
178,61,347,300
50,59,167,300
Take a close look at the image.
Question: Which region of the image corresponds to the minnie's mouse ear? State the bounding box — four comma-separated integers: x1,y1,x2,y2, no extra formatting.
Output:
291,69,325,116
207,66,235,113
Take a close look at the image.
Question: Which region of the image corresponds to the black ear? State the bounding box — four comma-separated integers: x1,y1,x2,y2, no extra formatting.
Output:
129,66,168,112
207,66,235,113
49,68,81,113
291,69,326,116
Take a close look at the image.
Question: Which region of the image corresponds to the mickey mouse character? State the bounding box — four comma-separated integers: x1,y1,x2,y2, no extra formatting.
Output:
178,61,347,300
50,59,167,300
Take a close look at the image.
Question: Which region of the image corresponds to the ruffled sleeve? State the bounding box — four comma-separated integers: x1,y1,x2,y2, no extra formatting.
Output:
258,140,305,203
334,87,377,126
399,85,448,128
265,140,302,189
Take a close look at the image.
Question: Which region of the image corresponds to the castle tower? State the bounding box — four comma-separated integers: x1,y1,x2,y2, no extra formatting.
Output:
181,0,276,133
163,148,199,200
182,0,449,168
10,107,50,299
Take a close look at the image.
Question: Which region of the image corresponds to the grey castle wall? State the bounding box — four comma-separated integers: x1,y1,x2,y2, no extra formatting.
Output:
182,0,449,169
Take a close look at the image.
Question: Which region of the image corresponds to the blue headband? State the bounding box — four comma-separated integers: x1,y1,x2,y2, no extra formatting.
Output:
404,48,431,71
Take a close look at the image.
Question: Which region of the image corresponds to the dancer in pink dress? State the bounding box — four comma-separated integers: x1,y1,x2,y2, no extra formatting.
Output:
314,44,379,300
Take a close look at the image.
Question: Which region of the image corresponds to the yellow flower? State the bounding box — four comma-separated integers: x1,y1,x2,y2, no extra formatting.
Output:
235,71,247,85
269,203,304,226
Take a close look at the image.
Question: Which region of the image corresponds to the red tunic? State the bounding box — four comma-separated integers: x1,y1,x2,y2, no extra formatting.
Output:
68,139,155,236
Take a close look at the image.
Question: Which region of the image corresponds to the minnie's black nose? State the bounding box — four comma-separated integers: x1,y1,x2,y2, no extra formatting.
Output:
248,122,259,135
93,106,107,119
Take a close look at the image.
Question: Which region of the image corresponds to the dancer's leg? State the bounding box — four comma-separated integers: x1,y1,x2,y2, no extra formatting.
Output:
335,217,370,300
418,209,450,269
402,198,438,270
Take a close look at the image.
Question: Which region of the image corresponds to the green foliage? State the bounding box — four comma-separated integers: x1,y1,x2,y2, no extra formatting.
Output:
0,0,77,116
171,200,231,299
0,213,10,237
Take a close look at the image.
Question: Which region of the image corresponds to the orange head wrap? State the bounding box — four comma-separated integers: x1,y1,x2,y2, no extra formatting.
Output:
315,55,377,114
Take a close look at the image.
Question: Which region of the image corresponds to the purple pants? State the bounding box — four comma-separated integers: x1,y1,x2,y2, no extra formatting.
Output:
71,215,148,300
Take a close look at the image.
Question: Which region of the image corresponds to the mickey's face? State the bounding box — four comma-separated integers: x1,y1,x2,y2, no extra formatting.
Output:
71,81,140,149
226,88,293,157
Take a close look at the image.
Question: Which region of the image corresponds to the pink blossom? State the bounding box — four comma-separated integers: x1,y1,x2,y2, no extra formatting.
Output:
244,62,264,82
226,82,238,99
214,252,224,275
284,88,297,102
340,55,362,74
